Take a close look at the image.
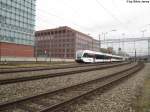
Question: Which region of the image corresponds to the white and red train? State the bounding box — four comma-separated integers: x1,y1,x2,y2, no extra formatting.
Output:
75,50,127,63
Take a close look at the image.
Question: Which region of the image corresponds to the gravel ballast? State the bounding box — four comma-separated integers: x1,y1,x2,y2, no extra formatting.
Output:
65,63,149,112
0,63,136,104
0,63,122,80
0,65,100,80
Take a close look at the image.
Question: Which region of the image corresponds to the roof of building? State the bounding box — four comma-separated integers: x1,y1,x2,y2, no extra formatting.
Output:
36,26,98,41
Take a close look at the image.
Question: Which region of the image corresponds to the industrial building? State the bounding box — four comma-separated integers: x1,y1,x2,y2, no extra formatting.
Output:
0,0,36,57
35,26,100,59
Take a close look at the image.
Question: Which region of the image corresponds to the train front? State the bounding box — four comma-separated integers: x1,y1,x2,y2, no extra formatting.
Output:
75,50,84,63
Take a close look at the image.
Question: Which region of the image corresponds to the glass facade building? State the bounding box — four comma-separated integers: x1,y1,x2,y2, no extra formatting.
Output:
0,0,36,46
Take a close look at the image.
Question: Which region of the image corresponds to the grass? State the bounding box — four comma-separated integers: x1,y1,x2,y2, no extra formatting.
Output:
136,74,150,112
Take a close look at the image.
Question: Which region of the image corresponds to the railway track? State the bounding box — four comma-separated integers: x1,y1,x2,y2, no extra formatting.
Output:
0,62,117,74
0,62,129,85
0,62,144,112
0,63,78,70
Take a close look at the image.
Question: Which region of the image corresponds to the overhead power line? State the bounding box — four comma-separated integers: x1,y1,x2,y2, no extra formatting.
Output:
36,8,91,32
95,0,123,25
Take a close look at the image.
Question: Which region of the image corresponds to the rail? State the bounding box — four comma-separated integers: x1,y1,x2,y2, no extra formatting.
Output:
0,62,129,85
0,62,144,112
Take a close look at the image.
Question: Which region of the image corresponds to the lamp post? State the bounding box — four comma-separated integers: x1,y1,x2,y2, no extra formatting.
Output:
99,34,101,52
49,34,52,63
133,40,137,61
35,34,38,62
122,33,125,52
0,17,1,62
147,24,150,60
148,39,150,57
135,49,136,62
0,23,1,62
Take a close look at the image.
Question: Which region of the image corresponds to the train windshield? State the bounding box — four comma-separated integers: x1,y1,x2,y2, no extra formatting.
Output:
77,52,83,58
83,53,94,58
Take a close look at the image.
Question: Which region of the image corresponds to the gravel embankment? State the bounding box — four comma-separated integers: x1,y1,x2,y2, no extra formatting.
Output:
66,63,149,112
0,64,116,80
0,63,77,72
0,63,75,70
0,63,136,104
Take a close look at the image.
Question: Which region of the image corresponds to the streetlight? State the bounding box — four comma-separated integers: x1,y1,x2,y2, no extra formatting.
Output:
49,34,52,63
98,34,101,52
122,33,125,52
146,24,150,60
0,23,1,62
35,36,37,62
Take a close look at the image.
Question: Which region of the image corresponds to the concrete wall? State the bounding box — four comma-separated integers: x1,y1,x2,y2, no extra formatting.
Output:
0,56,74,62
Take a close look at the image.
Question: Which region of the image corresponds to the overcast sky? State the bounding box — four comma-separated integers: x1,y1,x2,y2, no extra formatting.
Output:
35,0,150,55
36,0,150,39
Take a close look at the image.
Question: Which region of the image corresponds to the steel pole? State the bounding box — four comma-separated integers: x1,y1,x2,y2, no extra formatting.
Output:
49,35,51,63
148,39,150,61
0,40,1,62
135,49,136,62
35,38,37,62
99,34,101,51
0,23,1,62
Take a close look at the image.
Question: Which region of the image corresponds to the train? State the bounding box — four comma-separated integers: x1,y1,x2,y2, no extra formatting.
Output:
75,50,127,63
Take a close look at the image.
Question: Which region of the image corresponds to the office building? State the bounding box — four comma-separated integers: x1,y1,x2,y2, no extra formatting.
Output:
0,0,36,57
35,26,100,59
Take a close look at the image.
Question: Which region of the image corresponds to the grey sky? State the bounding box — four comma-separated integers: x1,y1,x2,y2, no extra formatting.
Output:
36,0,150,38
35,0,150,55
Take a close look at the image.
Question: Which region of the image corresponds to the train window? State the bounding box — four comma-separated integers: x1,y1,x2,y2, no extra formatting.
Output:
83,53,86,57
95,54,104,59
104,55,111,59
113,56,123,60
83,53,94,58
113,57,122,60
77,52,83,58
103,55,108,59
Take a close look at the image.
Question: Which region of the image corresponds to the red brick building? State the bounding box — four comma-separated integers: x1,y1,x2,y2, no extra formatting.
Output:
0,42,34,57
35,26,100,59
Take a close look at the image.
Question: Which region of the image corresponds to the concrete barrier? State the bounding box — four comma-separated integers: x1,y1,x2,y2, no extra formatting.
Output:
0,56,74,62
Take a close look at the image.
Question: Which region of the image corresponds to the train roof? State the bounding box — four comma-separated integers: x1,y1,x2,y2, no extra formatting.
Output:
76,50,125,58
